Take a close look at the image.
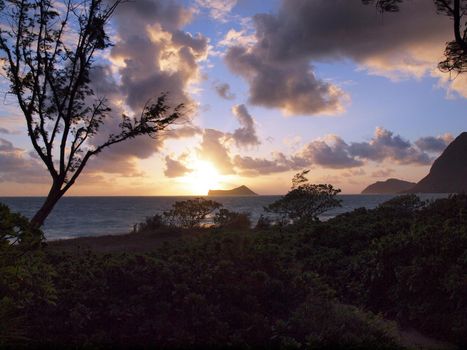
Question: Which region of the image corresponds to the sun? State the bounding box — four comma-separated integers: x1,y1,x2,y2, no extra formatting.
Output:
181,160,222,195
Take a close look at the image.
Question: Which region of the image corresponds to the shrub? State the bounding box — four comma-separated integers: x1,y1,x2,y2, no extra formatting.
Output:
265,170,342,224
0,203,43,250
163,198,222,228
377,194,426,213
21,232,402,348
133,214,167,233
0,204,54,346
255,215,272,230
291,194,467,345
214,209,251,230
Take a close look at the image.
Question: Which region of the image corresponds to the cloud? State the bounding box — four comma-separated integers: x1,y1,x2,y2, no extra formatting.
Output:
102,0,208,123
348,128,432,165
230,104,260,147
415,133,454,153
225,0,464,115
195,0,237,21
294,135,363,169
0,138,48,183
233,152,297,176
0,127,12,135
225,46,347,115
0,138,18,152
164,155,192,178
248,0,447,65
197,129,234,174
214,82,236,100
80,0,208,176
371,168,395,178
231,128,440,177
88,118,202,177
219,28,256,48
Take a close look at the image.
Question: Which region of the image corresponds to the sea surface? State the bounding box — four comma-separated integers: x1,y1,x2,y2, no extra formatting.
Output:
0,194,448,240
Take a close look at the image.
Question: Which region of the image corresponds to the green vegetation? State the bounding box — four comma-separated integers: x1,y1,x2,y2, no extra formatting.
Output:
1,187,467,347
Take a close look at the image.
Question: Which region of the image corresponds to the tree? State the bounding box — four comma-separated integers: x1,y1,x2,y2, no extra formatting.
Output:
363,0,467,74
163,198,222,229
265,170,342,224
0,0,183,228
213,208,251,230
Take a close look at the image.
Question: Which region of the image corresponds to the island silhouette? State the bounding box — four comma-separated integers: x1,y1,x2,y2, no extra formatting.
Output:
208,185,258,196
361,178,416,194
362,132,467,194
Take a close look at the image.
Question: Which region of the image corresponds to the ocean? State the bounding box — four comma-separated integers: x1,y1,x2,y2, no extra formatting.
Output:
0,194,447,240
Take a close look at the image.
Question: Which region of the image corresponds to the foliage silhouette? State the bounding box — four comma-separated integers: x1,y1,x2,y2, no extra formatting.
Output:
2,194,467,347
0,205,54,345
0,0,183,228
213,208,251,230
163,198,222,229
265,170,342,224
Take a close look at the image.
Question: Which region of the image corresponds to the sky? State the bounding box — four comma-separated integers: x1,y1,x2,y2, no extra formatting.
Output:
0,0,466,196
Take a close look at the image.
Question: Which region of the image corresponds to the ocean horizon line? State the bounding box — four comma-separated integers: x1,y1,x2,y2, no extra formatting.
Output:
0,193,451,198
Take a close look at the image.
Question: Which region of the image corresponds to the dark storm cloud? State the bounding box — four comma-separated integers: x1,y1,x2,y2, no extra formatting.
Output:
164,155,192,178
224,0,450,115
231,104,260,147
214,82,236,100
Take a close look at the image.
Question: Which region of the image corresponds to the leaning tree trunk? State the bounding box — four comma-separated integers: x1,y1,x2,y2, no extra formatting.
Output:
30,183,64,228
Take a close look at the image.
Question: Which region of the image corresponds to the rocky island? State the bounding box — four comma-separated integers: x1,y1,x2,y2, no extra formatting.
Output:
208,185,257,196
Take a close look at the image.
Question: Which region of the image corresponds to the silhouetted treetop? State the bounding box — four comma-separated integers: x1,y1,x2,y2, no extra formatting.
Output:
364,0,467,74
0,0,184,227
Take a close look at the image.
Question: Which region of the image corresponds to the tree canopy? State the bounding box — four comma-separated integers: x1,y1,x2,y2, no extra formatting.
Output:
0,0,183,227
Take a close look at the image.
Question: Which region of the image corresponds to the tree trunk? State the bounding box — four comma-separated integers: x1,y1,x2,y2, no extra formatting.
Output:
30,185,64,228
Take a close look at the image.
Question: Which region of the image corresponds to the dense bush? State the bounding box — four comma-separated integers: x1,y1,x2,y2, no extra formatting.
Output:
0,203,43,249
0,204,54,346
213,208,251,230
163,198,222,228
133,213,168,233
265,170,342,224
22,234,401,348
136,200,253,232
255,214,273,230
287,194,467,345
4,194,467,348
